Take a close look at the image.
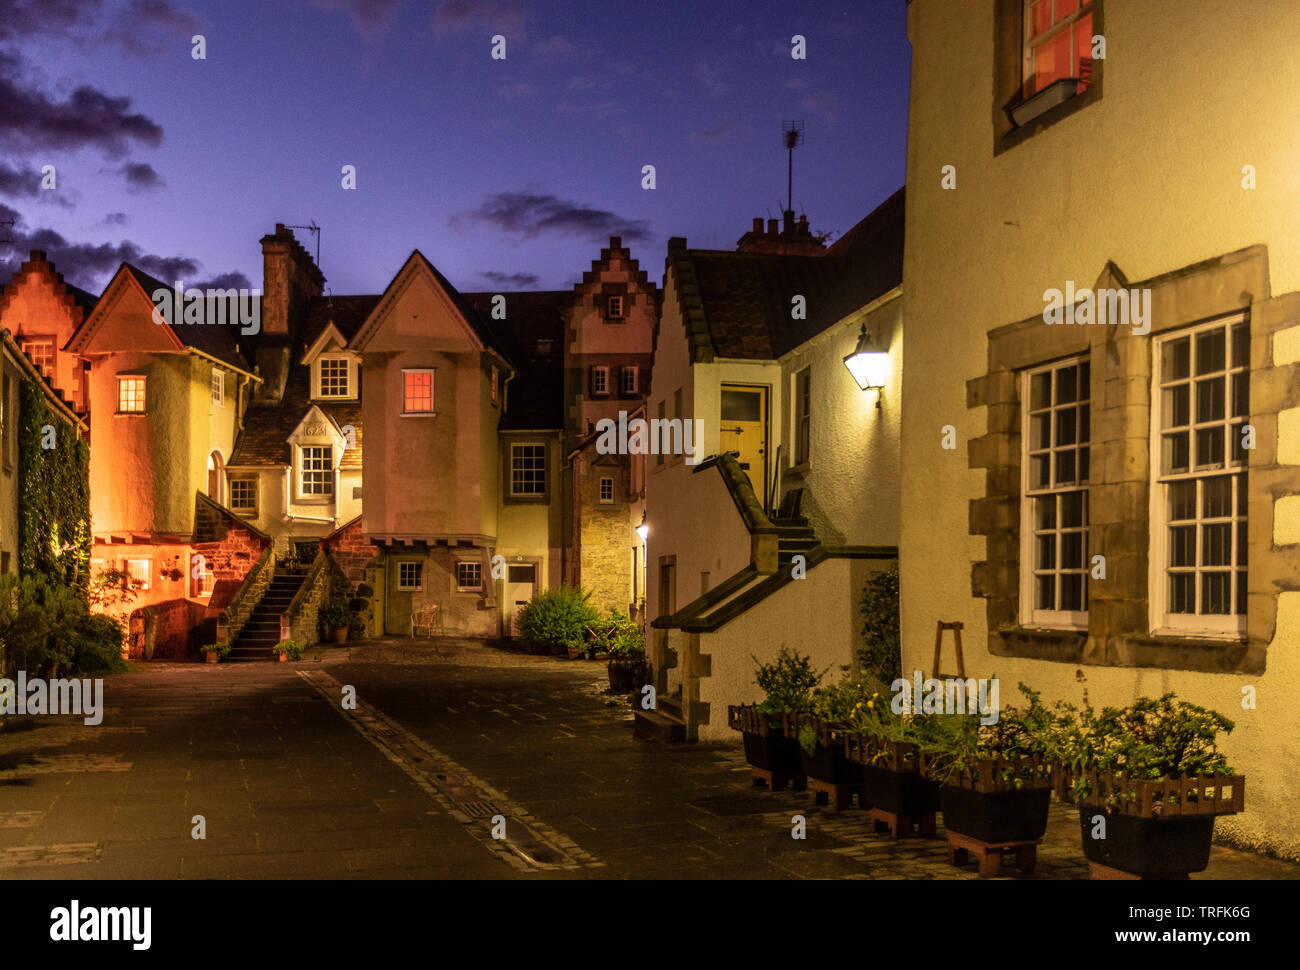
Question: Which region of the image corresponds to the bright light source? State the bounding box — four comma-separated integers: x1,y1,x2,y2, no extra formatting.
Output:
843,324,889,398
636,513,649,542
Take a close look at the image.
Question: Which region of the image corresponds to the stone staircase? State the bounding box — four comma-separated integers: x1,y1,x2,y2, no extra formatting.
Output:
633,690,688,744
774,516,818,569
227,562,310,662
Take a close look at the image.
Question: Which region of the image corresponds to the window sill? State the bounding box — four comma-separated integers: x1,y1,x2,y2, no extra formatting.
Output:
789,460,811,476
115,411,146,416
995,80,1101,156
400,411,438,418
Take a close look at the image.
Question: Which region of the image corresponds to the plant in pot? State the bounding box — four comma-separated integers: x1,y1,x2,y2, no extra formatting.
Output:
728,647,822,792
1058,692,1243,879
320,600,350,644
202,642,229,664
277,639,304,663
604,615,646,693
790,671,877,810
842,688,941,835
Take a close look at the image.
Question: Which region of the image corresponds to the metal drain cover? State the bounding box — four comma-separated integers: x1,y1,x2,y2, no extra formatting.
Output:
461,801,502,818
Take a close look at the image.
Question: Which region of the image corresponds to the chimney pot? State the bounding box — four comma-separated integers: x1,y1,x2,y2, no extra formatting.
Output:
752,218,763,233
783,210,795,233
767,219,779,235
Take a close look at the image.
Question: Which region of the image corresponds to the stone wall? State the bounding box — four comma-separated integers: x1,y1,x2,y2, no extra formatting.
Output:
573,451,633,614
216,548,273,646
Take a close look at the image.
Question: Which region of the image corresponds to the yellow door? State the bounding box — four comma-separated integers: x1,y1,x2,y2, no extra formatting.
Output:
719,385,768,504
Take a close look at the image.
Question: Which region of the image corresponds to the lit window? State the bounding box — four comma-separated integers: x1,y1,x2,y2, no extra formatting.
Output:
599,476,614,504
22,339,55,379
398,561,423,591
211,369,224,406
319,358,349,397
1152,318,1249,633
191,554,214,598
118,376,146,413
126,558,151,591
1021,357,1090,629
620,366,638,395
300,446,334,496
456,561,483,591
490,367,499,404
795,367,811,465
510,443,546,496
229,478,257,514
591,366,609,396
403,369,434,413
606,295,624,319
1023,0,1095,98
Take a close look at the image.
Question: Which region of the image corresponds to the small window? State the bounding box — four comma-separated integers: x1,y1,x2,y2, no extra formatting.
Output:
229,478,257,514
606,295,624,319
21,339,55,379
591,365,609,396
319,358,349,397
191,553,214,598
126,558,151,591
795,367,812,465
620,365,638,395
1022,0,1095,98
211,368,224,406
397,561,423,591
403,369,434,413
456,561,483,592
118,376,146,413
490,367,499,404
300,445,334,496
535,339,554,357
510,443,547,496
599,476,614,504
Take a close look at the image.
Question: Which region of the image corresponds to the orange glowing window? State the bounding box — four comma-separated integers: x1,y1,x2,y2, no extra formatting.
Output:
118,376,146,413
21,339,55,379
126,558,151,591
1023,0,1094,97
403,369,434,414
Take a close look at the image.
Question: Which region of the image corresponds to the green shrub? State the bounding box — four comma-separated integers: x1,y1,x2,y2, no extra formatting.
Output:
594,609,645,659
517,586,598,651
202,641,231,658
319,600,349,632
858,566,900,687
752,646,824,715
68,613,126,674
0,573,87,676
278,639,304,661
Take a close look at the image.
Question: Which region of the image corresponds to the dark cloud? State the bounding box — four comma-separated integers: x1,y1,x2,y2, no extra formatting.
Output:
476,270,540,288
120,161,165,191
0,203,241,292
105,0,202,56
453,191,651,244
194,270,253,290
0,51,163,157
433,0,525,36
308,0,399,39
0,161,74,208
101,211,129,226
0,0,101,41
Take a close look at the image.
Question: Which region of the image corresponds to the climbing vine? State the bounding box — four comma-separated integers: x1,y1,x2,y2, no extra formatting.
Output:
17,378,90,597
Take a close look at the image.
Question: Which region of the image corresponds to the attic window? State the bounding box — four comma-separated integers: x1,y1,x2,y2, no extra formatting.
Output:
319,358,349,397
605,295,624,320
21,339,55,380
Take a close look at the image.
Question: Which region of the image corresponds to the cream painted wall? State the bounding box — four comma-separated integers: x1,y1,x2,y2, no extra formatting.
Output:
780,294,902,545
902,0,1300,857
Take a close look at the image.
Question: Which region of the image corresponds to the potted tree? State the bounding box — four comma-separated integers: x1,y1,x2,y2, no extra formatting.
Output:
604,614,646,692
320,600,350,644
202,642,229,664
1060,693,1244,879
728,647,822,792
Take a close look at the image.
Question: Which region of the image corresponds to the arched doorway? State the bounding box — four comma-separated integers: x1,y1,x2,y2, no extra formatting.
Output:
207,450,225,505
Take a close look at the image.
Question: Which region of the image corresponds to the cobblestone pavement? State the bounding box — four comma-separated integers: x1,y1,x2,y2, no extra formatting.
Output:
0,637,1296,880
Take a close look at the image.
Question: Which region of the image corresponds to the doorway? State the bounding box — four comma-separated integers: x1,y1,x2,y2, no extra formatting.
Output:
719,385,768,505
504,563,538,637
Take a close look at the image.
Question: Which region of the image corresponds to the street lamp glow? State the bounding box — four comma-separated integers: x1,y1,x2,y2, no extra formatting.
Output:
636,514,649,543
843,324,889,397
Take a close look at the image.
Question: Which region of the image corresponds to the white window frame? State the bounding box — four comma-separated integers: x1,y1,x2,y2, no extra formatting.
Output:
117,375,146,414
1148,314,1249,638
126,558,151,591
297,444,335,498
211,368,224,406
509,442,547,497
397,560,423,592
318,356,350,398
1019,356,1090,631
21,338,55,379
1022,0,1095,96
599,476,615,504
456,560,483,592
228,476,258,515
402,368,435,415
591,365,609,396
620,365,638,395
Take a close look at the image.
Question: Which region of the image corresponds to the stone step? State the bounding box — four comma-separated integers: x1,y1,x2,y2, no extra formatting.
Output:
633,708,687,744
656,694,684,721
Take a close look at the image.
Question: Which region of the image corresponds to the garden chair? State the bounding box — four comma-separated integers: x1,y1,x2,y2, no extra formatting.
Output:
410,604,443,638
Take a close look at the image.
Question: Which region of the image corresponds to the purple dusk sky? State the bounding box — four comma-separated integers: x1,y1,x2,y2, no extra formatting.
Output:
0,0,910,296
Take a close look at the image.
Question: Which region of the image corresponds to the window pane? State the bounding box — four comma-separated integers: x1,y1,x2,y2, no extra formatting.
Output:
1236,521,1248,566
1237,472,1248,515
1056,0,1080,22
1195,377,1225,423
1030,372,1051,409
1163,385,1190,429
1237,571,1248,616
1037,574,1055,610
1056,407,1077,445
1079,446,1090,482
1061,531,1084,569
1055,365,1078,404
720,390,761,422
1169,573,1195,613
1060,490,1084,527
1231,323,1249,368
1033,28,1071,90
1169,481,1196,521
1035,495,1056,531
1074,12,1094,89
1170,526,1195,568
1037,534,1056,570
1201,572,1231,615
1231,422,1248,462
1231,373,1248,418
1195,328,1226,373
1031,454,1050,488
1055,448,1076,484
1078,403,1090,442
1202,475,1232,518
1029,0,1051,38
1031,413,1051,449
1202,523,1230,567
1162,337,1191,381
1162,432,1189,474
1060,573,1083,611
1195,427,1224,467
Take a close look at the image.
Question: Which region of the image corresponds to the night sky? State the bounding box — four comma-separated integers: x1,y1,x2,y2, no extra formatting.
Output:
0,0,910,297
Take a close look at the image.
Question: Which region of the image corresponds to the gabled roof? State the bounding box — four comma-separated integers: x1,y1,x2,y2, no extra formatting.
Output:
299,294,381,351
663,187,905,362
0,250,96,348
463,290,566,431
229,364,363,470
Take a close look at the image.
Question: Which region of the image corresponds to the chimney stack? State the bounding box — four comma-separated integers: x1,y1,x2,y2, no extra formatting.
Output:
256,224,325,404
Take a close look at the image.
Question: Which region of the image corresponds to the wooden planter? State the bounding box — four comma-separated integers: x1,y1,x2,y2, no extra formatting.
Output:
728,706,805,792
1077,772,1245,879
787,716,865,810
938,757,1053,844
844,734,938,836
607,658,645,692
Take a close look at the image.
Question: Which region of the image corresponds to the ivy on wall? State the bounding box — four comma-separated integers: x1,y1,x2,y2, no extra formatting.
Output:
17,379,90,596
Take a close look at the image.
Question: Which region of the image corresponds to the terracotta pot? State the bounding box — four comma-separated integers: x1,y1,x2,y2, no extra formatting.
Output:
278,653,288,662
566,647,581,660
204,652,219,664
331,628,347,644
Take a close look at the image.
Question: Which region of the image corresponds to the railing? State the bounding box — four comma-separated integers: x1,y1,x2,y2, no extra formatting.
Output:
282,548,331,643
215,548,273,645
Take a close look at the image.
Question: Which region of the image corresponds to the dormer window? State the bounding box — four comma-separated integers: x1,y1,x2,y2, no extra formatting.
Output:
605,295,624,320
318,357,350,397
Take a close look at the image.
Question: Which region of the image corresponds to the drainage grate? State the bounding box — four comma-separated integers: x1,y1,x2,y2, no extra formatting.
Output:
461,801,502,818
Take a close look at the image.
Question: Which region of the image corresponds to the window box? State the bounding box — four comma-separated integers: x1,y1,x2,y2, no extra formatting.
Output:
1007,76,1081,128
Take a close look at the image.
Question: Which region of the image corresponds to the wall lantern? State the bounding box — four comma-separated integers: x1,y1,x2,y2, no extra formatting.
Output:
843,323,889,405
635,513,649,543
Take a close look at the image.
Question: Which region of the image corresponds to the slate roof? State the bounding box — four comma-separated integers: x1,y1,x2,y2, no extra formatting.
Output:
122,264,255,373
229,363,363,469
463,290,566,431
668,187,904,362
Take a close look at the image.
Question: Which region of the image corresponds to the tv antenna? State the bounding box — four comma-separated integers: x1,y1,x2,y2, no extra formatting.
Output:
284,221,321,268
0,217,14,252
782,120,805,214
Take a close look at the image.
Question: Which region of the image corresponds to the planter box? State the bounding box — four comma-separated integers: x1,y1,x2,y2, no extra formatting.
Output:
942,786,1051,845
1079,808,1215,878
789,717,863,788
729,706,804,787
862,765,940,818
1007,77,1080,127
607,659,646,692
